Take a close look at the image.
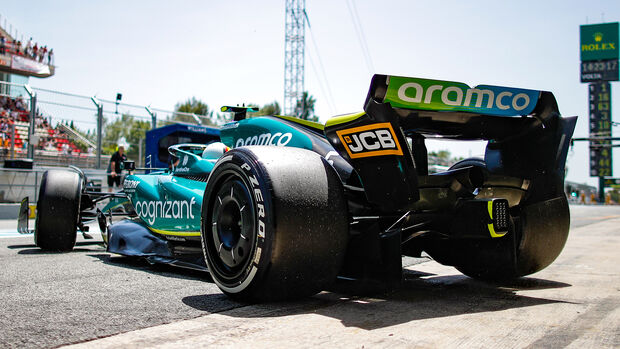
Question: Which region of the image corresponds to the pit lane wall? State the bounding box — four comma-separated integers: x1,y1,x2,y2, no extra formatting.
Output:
0,166,110,208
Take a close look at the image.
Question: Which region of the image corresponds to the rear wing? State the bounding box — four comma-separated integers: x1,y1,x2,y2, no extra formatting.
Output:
362,74,562,140
324,74,575,211
366,75,553,118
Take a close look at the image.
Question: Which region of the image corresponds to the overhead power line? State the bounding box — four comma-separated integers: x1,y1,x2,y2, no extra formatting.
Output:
345,0,374,74
304,11,337,115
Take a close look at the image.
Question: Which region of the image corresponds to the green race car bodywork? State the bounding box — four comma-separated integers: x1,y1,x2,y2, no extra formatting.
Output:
31,74,577,301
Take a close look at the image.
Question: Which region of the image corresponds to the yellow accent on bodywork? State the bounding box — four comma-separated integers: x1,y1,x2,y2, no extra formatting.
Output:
325,112,366,127
275,115,325,130
28,204,36,219
488,223,506,238
487,201,506,237
148,226,201,237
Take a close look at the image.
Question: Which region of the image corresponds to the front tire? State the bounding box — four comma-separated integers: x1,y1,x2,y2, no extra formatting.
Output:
35,170,82,251
201,147,348,302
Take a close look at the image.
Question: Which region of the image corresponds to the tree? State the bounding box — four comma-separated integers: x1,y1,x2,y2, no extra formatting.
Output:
296,92,317,121
428,149,462,167
125,119,151,161
102,113,151,162
102,114,127,154
255,101,281,116
172,97,214,125
429,150,451,161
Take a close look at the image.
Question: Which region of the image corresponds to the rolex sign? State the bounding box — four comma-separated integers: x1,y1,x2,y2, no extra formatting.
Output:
580,22,619,61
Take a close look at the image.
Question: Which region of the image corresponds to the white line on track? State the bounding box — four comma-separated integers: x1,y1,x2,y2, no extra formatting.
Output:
0,230,32,238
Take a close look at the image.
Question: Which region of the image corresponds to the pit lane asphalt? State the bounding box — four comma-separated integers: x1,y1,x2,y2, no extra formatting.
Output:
0,222,236,348
1,204,619,348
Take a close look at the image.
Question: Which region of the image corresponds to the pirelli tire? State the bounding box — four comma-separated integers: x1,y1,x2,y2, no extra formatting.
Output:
201,146,348,302
35,170,82,251
443,158,570,280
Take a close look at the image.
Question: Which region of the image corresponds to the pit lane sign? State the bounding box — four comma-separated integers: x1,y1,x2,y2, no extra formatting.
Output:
581,60,619,82
589,82,613,177
582,23,617,183
580,23,619,82
581,22,619,61
589,82,612,136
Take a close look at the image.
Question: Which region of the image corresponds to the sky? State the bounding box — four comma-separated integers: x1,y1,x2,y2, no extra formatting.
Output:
2,0,620,187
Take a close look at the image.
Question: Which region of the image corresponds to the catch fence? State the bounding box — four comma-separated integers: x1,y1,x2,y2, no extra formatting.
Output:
0,81,222,202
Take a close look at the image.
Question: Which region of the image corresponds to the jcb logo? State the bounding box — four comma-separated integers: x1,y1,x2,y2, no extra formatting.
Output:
336,123,403,159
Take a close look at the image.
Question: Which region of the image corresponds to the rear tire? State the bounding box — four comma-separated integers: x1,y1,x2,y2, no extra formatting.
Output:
430,158,570,280
201,147,348,302
35,170,82,251
455,195,569,280
449,157,486,170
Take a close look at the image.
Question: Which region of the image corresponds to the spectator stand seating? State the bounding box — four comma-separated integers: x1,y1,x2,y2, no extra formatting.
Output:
1,95,83,159
0,34,54,66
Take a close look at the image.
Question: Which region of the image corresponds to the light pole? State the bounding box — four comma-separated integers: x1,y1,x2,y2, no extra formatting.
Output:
91,96,103,169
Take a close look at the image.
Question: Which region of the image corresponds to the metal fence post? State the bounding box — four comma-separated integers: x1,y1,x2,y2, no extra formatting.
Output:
145,106,157,129
91,96,103,169
24,85,36,159
35,170,38,203
138,137,143,167
10,122,15,159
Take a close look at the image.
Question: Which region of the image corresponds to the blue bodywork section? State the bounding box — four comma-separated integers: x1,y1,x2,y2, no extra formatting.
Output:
145,123,220,169
107,218,206,271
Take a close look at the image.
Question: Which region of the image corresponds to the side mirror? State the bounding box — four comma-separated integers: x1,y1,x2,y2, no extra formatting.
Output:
123,161,135,171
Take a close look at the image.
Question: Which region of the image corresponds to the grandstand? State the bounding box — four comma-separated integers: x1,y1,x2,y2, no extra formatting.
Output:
0,17,54,79
0,93,97,167
0,15,91,169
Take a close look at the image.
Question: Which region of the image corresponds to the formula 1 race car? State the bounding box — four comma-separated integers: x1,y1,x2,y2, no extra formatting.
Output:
24,75,577,302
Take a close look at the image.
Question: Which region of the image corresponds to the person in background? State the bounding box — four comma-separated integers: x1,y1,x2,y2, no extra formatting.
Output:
1,132,7,157
25,38,32,57
107,145,126,192
40,46,47,62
